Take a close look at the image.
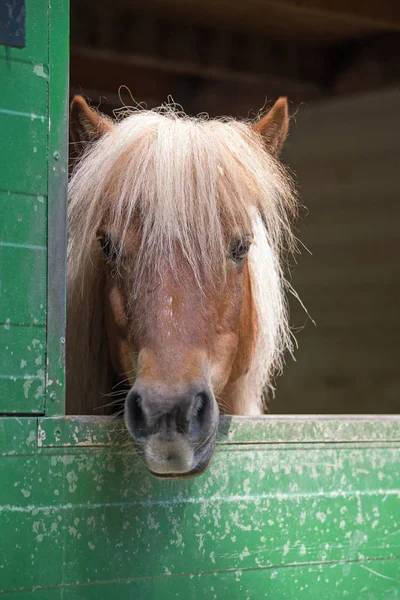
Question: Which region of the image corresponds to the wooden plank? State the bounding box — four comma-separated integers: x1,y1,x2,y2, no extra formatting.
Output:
272,0,400,30
0,0,51,417
298,202,400,245
0,192,46,247
289,285,400,331
0,59,47,115
1,418,400,594
69,40,323,117
0,326,45,413
44,0,69,417
292,255,400,287
0,112,47,195
278,89,400,412
284,89,400,162
37,415,400,447
274,385,400,415
286,153,400,208
0,417,38,455
0,244,46,325
1,559,398,599
112,0,399,41
2,489,400,588
274,324,400,414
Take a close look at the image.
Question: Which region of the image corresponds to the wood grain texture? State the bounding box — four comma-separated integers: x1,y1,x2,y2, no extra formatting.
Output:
0,0,50,413
0,326,45,413
1,416,400,598
274,89,400,414
111,0,400,41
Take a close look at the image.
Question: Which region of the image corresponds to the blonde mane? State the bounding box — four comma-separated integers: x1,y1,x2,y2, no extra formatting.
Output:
67,106,297,414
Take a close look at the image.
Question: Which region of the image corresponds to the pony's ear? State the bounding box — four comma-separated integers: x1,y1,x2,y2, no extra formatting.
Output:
70,96,112,150
252,97,289,157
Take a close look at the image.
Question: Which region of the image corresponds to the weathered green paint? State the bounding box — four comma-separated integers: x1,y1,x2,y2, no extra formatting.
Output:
0,417,37,456
37,414,400,447
44,0,69,416
0,111,48,195
0,0,48,413
0,192,46,248
0,244,46,324
1,416,400,597
0,60,47,115
1,560,399,600
0,326,45,413
0,0,68,414
37,416,115,448
217,415,400,444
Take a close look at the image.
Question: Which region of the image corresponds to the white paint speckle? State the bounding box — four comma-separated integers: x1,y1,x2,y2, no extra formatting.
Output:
283,541,290,556
23,379,33,399
147,515,160,530
33,64,47,79
239,547,250,561
66,471,78,493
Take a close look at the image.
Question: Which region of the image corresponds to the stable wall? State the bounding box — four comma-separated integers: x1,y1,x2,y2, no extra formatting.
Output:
275,89,400,414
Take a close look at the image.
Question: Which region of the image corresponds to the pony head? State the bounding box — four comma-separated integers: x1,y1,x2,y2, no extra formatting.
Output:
67,96,297,478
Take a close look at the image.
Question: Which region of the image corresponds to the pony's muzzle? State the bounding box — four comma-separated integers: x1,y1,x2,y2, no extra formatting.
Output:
124,381,218,477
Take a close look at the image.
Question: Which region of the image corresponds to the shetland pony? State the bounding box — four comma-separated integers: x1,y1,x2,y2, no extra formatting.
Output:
67,96,297,478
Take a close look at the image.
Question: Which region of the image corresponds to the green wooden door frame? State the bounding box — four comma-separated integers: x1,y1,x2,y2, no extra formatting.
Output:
0,0,68,416
0,0,49,414
1,414,400,598
44,0,69,417
35,414,400,448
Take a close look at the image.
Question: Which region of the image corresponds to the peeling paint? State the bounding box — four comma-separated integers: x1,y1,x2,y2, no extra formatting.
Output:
2,417,400,596
33,64,47,79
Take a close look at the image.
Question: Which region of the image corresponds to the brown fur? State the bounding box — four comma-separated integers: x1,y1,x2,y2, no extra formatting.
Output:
100,226,257,414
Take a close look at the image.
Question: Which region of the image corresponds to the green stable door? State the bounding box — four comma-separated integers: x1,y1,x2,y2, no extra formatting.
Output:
0,0,67,416
0,2,400,598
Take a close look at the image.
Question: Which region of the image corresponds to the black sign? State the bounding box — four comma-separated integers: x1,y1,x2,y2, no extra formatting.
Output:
0,0,25,48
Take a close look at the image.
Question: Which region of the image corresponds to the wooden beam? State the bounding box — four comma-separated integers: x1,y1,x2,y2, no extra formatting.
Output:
70,47,323,116
269,0,400,30
109,0,400,41
71,46,322,90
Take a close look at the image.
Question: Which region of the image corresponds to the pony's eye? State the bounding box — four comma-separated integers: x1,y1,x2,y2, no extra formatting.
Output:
96,230,118,261
230,234,252,263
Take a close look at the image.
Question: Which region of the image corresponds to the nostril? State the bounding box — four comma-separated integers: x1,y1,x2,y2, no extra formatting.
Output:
128,393,148,442
189,392,213,441
194,393,208,428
